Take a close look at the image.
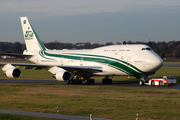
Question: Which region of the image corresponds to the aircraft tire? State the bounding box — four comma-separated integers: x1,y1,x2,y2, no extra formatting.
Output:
75,79,79,84
91,79,95,84
102,79,106,84
105,79,107,84
102,78,112,84
108,79,112,84
73,79,77,84
68,80,70,84
85,79,91,84
139,80,144,85
69,80,73,84
79,79,82,84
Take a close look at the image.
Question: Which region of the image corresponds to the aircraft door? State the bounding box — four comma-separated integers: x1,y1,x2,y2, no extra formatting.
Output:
127,57,131,64
115,45,122,55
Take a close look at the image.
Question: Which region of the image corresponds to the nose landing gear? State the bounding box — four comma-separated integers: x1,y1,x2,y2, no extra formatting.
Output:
139,77,145,85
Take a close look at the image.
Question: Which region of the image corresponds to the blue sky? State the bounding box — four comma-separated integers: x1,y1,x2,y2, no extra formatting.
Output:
0,0,180,43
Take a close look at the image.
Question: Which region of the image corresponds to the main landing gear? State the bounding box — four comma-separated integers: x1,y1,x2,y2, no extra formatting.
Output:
102,76,112,84
68,75,113,85
68,79,82,84
68,76,95,84
85,78,95,84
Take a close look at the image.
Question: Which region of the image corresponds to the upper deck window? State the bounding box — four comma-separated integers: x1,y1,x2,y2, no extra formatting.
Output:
142,48,152,51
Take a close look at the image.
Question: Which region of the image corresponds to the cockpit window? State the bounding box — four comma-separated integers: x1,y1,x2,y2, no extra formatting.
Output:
142,48,152,51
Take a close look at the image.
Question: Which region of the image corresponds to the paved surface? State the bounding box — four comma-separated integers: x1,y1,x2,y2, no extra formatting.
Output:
0,109,111,120
0,79,64,84
0,79,180,89
0,79,130,86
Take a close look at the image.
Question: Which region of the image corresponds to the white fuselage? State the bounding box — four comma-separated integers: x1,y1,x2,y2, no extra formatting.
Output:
24,44,163,77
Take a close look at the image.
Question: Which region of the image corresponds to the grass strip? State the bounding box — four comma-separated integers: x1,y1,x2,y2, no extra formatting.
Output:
0,83,180,120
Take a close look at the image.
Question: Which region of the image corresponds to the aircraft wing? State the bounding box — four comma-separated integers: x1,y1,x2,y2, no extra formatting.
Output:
0,63,102,72
0,53,32,58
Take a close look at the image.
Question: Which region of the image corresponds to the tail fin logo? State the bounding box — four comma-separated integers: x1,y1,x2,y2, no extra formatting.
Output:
25,27,33,40
24,20,26,24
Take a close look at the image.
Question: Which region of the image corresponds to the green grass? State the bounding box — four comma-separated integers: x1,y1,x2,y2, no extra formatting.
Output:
0,83,180,120
0,113,62,120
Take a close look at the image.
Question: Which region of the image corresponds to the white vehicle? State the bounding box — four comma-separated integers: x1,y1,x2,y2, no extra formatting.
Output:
149,76,177,86
0,17,163,84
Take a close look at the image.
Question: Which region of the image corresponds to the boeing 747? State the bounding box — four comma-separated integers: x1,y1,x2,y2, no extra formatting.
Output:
0,17,163,85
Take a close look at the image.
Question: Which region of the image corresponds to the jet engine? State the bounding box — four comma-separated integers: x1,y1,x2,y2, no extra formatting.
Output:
2,64,21,78
52,70,71,81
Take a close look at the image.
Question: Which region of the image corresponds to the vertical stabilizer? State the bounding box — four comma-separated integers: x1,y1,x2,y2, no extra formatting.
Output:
20,17,46,51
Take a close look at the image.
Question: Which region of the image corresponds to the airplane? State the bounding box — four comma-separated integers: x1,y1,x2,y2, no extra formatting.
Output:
0,17,163,85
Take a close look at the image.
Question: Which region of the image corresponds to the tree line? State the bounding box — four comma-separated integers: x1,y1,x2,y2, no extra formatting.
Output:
1,41,180,59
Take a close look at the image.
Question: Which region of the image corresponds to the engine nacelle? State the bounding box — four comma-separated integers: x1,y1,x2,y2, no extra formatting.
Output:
2,64,21,78
52,71,71,81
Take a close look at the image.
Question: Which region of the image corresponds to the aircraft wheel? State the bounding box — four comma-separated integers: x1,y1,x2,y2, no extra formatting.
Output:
102,79,106,84
75,79,79,84
108,79,112,84
104,79,108,84
73,79,76,84
102,78,112,84
85,79,91,84
85,79,88,84
139,80,144,85
91,79,95,84
78,79,82,84
69,80,73,84
68,80,71,84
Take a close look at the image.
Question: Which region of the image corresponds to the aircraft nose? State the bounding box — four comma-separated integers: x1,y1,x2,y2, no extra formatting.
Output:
155,56,163,69
142,53,163,72
150,54,163,71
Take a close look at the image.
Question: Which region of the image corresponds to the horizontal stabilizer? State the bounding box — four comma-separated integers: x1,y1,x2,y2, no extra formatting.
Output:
0,53,32,58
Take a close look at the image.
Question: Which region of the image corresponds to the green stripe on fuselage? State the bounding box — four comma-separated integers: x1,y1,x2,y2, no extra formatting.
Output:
42,51,144,75
66,53,144,74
